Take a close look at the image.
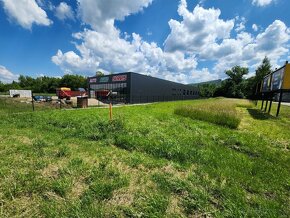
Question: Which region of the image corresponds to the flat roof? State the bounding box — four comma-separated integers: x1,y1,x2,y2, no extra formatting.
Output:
88,72,195,88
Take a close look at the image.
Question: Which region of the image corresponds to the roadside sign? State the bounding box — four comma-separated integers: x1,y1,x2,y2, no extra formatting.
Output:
271,67,284,91
262,75,271,92
89,78,97,83
112,75,127,82
259,62,289,117
282,64,290,89
99,77,109,83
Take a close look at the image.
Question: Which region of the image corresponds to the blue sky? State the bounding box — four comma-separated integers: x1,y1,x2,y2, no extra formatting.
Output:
0,0,290,84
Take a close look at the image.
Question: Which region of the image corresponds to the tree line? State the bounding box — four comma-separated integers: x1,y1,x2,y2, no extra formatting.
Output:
198,57,272,99
0,74,87,93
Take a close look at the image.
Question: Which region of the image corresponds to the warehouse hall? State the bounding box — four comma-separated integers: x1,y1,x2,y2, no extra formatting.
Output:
88,72,199,104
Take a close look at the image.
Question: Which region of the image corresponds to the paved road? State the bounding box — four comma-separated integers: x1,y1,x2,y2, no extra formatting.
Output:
273,102,290,107
282,102,290,107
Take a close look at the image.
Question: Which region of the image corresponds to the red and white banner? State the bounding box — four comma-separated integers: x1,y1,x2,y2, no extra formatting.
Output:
89,78,97,83
112,75,127,82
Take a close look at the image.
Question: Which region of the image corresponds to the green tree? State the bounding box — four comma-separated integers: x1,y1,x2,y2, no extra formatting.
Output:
250,57,272,98
199,84,218,97
96,71,104,76
18,75,35,90
255,57,272,83
0,81,4,92
217,66,248,98
244,76,256,98
6,81,21,90
59,74,87,90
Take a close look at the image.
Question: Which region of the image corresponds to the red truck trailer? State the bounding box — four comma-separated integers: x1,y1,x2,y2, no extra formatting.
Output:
56,87,87,100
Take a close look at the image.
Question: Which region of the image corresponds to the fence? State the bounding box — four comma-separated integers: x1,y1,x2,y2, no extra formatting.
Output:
0,96,72,115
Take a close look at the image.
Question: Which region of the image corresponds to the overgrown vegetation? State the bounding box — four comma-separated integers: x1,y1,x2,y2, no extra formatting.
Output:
174,99,250,128
0,97,60,115
0,98,289,217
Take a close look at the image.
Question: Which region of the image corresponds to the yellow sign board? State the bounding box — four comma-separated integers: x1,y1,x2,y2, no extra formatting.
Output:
261,63,290,92
282,64,290,89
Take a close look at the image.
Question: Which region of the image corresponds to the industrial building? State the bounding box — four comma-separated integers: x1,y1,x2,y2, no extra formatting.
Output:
88,72,199,104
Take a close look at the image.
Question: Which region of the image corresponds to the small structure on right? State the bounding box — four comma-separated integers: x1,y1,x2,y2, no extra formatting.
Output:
258,61,290,116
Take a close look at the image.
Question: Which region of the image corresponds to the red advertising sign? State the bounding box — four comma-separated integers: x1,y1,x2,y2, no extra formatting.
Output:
89,78,97,83
112,75,127,82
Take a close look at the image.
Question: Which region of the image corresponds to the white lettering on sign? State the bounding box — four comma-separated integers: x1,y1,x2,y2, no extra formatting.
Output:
89,78,97,83
112,75,127,82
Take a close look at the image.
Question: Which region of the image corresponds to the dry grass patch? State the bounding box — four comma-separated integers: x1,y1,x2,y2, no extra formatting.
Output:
69,177,88,199
108,190,134,207
166,196,185,217
41,164,59,179
1,195,41,218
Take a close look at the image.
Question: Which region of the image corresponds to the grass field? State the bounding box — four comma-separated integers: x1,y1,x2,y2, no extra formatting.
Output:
0,98,289,217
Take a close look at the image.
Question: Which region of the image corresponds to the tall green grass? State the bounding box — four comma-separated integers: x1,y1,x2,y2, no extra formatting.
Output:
174,99,244,128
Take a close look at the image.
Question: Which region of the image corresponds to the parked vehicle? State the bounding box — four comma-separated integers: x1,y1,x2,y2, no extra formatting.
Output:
33,96,52,102
45,96,52,102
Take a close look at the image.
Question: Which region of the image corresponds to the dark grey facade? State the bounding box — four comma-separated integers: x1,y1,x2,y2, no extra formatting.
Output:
88,72,199,104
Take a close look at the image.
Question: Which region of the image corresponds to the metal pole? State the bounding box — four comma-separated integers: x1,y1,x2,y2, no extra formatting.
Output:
264,95,268,112
109,103,112,120
261,94,264,110
31,93,35,112
276,90,283,117
268,93,273,114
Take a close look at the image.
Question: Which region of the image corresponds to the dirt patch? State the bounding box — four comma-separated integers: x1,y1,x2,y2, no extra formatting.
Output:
43,191,64,201
2,195,40,217
108,191,134,207
69,178,88,199
41,164,59,179
161,164,190,178
18,136,32,145
166,196,184,217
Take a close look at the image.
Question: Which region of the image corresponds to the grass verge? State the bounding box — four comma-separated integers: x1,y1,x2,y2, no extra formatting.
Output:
0,98,289,217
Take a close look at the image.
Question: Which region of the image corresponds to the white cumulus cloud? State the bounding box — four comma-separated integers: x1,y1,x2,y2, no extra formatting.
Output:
164,0,234,53
52,0,290,83
252,0,273,7
0,65,19,83
164,1,289,78
256,20,289,52
52,28,199,83
1,0,52,29
235,17,246,32
77,0,152,34
252,24,258,31
55,2,74,21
